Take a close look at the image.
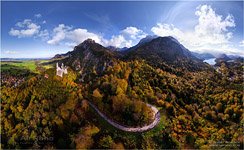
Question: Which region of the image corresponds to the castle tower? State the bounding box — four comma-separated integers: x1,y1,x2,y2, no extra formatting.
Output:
56,63,68,77
56,63,63,77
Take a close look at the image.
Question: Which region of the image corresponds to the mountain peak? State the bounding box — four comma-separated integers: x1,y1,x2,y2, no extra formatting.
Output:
83,38,96,44
166,36,180,43
138,35,158,45
74,39,104,52
124,35,207,72
77,38,96,47
153,36,180,44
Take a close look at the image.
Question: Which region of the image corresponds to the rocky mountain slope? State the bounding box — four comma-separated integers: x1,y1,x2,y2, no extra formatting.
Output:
123,36,209,73
55,36,210,78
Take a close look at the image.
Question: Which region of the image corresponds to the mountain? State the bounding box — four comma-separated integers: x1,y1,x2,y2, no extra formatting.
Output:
106,46,120,51
122,35,158,53
123,36,208,72
54,36,209,76
137,35,158,46
55,39,120,81
192,52,215,60
216,53,231,60
215,53,231,63
53,53,69,59
106,46,128,51
228,55,244,59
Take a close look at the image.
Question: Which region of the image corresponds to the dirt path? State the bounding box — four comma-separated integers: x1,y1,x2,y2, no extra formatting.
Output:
87,101,161,132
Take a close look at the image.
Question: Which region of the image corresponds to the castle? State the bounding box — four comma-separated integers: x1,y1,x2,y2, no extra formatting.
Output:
56,63,68,77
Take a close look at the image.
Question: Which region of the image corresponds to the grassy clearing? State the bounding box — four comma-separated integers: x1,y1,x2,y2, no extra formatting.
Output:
38,60,54,69
1,60,55,73
42,64,54,69
1,61,37,72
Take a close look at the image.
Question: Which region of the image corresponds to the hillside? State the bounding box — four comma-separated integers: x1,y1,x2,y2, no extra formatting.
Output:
123,36,209,73
1,37,243,149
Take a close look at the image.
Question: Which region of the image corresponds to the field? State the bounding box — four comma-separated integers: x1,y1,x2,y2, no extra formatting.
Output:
1,60,54,74
38,60,54,69
1,61,37,72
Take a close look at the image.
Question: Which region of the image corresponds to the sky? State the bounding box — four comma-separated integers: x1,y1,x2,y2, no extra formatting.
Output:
1,1,244,58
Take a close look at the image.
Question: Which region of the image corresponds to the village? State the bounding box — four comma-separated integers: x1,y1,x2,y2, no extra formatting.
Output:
1,74,25,87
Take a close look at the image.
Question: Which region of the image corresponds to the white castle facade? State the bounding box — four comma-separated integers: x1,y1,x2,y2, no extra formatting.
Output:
56,63,68,77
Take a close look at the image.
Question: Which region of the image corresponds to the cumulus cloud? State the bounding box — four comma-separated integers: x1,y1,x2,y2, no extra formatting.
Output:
47,24,104,45
103,35,133,48
67,28,103,44
34,14,42,18
194,4,235,44
151,5,241,55
101,26,146,48
47,25,144,48
15,19,31,27
151,23,183,39
9,19,40,38
9,17,146,49
122,26,147,40
47,24,72,45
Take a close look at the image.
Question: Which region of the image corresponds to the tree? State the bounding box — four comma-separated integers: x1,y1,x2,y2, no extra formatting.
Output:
185,132,196,147
166,103,175,116
99,135,113,149
216,103,223,113
93,88,103,99
112,142,125,149
74,125,99,149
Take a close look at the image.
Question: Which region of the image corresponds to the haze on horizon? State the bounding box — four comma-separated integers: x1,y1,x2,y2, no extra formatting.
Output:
1,1,243,58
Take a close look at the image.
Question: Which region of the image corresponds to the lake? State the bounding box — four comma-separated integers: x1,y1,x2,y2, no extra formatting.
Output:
203,58,216,65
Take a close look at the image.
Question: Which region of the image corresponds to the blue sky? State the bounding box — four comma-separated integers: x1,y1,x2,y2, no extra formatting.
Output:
1,1,243,58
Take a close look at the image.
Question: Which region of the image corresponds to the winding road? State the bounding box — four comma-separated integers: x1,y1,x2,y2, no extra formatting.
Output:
86,101,161,132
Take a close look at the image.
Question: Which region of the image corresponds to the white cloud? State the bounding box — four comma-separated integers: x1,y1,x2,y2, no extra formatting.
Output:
151,23,183,39
103,35,133,48
194,4,235,44
34,14,42,18
15,19,31,27
67,28,102,44
239,40,244,47
47,24,71,45
4,50,18,54
42,20,46,24
109,35,127,47
9,19,40,38
37,29,49,41
10,19,145,49
47,24,103,46
122,26,147,40
151,5,242,55
102,26,146,48
47,24,142,48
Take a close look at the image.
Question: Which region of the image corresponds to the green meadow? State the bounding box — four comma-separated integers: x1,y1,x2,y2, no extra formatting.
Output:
1,60,54,74
1,61,37,72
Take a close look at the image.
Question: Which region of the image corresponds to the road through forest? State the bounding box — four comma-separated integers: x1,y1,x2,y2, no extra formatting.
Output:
87,101,161,132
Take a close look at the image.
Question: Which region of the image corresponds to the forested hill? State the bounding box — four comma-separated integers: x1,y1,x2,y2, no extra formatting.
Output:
1,37,243,149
